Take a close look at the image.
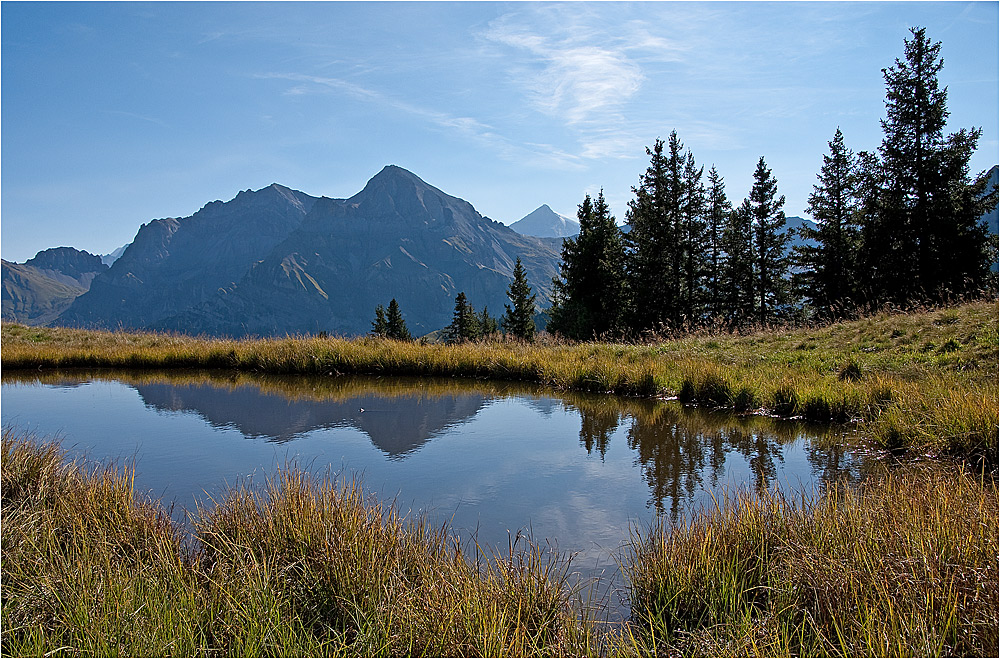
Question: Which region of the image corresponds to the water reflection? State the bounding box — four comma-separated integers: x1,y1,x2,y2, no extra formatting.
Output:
3,369,869,528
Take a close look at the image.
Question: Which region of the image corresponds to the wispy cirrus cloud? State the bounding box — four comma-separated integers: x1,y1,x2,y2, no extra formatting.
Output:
483,15,644,129
258,72,586,170
480,7,694,160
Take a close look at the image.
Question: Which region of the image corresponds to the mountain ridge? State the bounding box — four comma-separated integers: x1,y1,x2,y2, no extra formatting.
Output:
58,166,561,337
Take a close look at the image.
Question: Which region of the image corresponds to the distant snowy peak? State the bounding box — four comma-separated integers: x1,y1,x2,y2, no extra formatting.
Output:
101,244,130,267
509,204,579,238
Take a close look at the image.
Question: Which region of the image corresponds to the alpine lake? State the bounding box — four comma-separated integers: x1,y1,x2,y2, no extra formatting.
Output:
1,369,877,620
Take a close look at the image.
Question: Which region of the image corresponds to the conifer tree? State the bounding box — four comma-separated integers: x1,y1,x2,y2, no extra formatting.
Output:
859,27,996,302
371,304,389,337
385,298,412,340
796,128,862,314
721,202,755,323
747,157,790,324
478,306,499,336
626,134,685,331
704,166,732,319
680,151,707,322
447,292,479,342
502,258,537,340
548,191,628,339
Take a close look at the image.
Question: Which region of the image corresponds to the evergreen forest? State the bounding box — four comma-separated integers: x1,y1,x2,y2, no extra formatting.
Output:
549,27,997,340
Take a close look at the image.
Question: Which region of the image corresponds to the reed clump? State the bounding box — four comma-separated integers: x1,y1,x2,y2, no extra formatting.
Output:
624,466,999,657
1,432,593,657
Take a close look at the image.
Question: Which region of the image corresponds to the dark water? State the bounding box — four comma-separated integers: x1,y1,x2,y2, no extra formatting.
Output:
2,370,873,617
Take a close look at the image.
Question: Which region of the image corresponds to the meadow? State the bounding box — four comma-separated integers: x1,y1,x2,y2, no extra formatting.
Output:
2,300,997,656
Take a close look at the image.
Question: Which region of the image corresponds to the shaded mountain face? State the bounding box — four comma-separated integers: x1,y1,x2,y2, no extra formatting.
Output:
2,247,108,325
509,204,579,238
57,166,560,337
158,166,561,337
60,184,318,331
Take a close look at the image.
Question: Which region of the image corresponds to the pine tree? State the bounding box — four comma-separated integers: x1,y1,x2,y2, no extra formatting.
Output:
680,151,707,322
548,196,592,339
447,292,479,342
385,298,412,340
626,133,685,331
721,202,755,323
478,306,499,337
503,258,537,340
859,27,996,302
747,157,790,324
796,128,862,315
371,304,389,337
704,166,732,319
548,191,628,339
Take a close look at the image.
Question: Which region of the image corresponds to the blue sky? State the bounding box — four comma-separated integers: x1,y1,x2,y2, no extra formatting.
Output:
2,1,997,263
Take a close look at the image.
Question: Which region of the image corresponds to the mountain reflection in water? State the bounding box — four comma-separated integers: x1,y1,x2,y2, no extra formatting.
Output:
2,370,867,526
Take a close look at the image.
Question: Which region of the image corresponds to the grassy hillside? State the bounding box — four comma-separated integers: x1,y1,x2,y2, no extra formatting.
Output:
3,300,996,464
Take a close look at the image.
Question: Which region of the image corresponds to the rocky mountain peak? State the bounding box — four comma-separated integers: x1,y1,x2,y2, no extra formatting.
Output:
24,247,107,279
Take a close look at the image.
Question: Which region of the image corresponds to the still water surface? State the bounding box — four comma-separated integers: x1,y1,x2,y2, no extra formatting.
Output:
2,370,871,602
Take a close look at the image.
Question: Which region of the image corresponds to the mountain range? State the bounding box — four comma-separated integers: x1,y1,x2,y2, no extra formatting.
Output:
35,166,562,337
4,164,996,334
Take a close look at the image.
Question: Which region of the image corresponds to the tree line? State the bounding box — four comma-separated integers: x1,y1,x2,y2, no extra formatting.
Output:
373,28,995,344
370,257,537,342
549,27,996,339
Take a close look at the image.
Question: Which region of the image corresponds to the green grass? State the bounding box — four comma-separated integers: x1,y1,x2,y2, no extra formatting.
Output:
3,300,996,464
624,466,999,657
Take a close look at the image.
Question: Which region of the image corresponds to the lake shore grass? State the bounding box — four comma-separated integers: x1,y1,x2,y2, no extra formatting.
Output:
1,431,596,657
624,465,999,657
3,300,996,465
3,431,996,657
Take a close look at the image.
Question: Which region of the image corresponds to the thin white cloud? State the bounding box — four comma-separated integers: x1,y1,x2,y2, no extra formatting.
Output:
258,73,586,170
483,17,643,129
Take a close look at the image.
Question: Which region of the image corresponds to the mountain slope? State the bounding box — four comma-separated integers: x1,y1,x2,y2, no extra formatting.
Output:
2,247,109,325
161,166,562,337
509,204,579,238
60,184,317,330
2,260,87,325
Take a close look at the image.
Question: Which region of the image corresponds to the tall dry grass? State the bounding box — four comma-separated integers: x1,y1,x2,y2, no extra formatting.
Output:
1,431,594,657
623,466,999,657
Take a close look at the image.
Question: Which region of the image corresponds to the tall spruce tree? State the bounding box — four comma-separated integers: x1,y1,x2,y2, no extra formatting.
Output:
371,304,389,337
747,157,790,324
503,258,537,340
548,191,628,339
859,27,996,303
721,201,756,323
447,292,479,342
796,128,862,315
626,133,686,331
705,166,732,319
680,151,708,322
385,298,412,340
